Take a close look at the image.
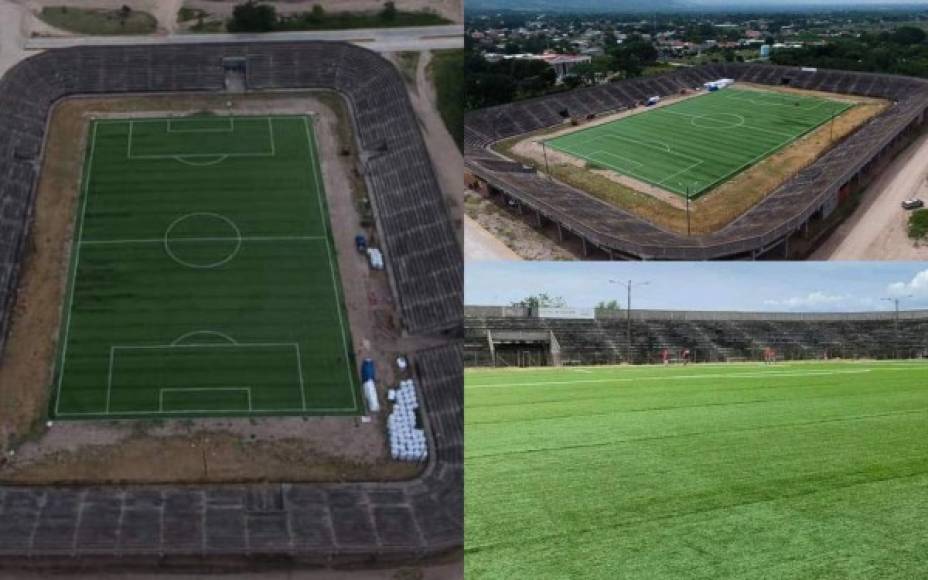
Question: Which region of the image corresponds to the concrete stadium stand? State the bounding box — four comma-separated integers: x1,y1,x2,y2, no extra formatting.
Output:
465,63,928,260
0,42,461,567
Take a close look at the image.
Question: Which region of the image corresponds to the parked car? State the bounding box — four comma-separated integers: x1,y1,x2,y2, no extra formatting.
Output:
902,199,924,210
354,234,367,253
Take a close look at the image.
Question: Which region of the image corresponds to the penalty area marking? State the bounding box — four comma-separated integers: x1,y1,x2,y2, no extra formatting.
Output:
105,341,308,414
126,117,276,162
166,117,235,133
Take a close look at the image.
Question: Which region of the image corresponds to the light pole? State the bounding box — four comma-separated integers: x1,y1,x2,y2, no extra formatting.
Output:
610,279,650,364
882,294,912,359
686,184,691,236
541,140,551,179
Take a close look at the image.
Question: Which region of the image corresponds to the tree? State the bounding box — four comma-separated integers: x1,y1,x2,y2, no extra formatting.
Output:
381,1,397,22
513,293,567,310
227,1,277,33
892,26,926,46
309,4,325,22
596,300,622,313
119,5,132,19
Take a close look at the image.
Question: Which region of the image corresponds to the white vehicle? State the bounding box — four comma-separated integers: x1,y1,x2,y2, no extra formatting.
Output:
367,248,384,270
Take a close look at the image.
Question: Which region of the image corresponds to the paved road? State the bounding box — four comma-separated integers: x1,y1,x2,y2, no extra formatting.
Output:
24,24,463,52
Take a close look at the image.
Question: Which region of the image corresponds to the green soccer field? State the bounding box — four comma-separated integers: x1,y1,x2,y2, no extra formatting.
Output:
53,115,362,419
545,87,851,198
465,361,928,579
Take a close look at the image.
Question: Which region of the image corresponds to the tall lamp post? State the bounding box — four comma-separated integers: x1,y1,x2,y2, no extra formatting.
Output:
610,279,650,364
882,294,912,359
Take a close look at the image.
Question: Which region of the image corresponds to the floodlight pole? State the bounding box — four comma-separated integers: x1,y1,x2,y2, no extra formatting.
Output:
542,140,551,180
611,279,650,364
882,295,913,359
686,185,691,236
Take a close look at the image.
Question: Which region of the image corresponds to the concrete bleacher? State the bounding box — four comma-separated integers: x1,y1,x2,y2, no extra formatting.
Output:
0,42,462,566
465,307,928,365
464,63,928,260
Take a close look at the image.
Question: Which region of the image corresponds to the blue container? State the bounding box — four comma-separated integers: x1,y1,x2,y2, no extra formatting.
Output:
355,234,367,253
361,358,375,382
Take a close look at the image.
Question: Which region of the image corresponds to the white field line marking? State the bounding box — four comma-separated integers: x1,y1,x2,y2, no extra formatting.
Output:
303,116,359,414
166,117,234,133
172,155,229,167
159,387,252,412
55,122,99,417
171,330,238,345
720,89,831,112
127,120,133,159
294,344,307,410
466,368,873,389
656,160,704,186
80,235,326,245
590,149,643,169
106,342,303,415
125,116,276,160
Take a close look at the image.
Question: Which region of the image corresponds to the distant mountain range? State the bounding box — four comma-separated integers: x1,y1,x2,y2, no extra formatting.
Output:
466,0,928,13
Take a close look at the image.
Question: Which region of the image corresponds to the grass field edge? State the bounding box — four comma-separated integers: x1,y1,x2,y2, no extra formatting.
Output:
49,121,98,420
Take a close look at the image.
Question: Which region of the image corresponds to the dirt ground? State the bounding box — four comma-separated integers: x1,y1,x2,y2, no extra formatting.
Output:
0,91,423,485
463,190,576,260
497,83,887,235
16,0,461,34
464,215,521,261
812,130,928,260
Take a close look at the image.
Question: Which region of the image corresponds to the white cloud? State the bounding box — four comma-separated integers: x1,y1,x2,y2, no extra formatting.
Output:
887,269,928,298
763,291,852,310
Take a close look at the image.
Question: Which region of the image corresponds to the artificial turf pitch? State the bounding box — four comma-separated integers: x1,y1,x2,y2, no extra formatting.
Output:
544,87,851,198
53,115,361,419
465,361,928,578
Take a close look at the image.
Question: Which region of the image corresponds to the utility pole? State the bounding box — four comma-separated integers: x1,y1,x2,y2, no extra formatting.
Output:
542,140,551,179
610,279,650,364
686,183,690,235
882,295,912,359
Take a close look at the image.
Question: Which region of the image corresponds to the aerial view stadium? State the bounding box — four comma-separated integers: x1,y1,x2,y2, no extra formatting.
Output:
465,64,928,260
0,36,462,572
464,262,928,578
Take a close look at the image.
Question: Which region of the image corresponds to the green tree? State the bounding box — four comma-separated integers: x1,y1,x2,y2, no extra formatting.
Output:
513,294,567,309
381,1,397,22
892,26,926,46
227,1,277,32
596,300,622,313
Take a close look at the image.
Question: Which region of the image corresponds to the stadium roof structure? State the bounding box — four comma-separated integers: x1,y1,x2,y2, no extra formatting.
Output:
0,42,461,566
465,63,928,260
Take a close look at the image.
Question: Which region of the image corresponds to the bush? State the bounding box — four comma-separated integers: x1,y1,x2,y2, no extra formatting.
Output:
908,209,928,241
227,1,276,32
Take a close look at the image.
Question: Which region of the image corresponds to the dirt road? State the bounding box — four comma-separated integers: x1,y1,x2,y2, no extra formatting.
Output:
812,132,928,260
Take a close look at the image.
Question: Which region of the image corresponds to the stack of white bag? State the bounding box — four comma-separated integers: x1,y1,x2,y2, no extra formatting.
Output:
387,379,428,462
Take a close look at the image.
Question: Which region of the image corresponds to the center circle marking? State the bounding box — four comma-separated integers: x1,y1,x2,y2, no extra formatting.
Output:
163,212,242,269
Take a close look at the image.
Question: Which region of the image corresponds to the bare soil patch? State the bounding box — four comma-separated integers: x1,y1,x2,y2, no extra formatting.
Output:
0,91,422,485
495,86,888,235
463,190,575,260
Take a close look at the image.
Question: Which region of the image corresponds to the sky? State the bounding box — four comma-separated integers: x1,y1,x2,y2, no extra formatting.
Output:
465,262,928,312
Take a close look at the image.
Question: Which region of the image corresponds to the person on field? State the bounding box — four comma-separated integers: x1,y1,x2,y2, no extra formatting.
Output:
661,348,669,365
681,348,691,366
